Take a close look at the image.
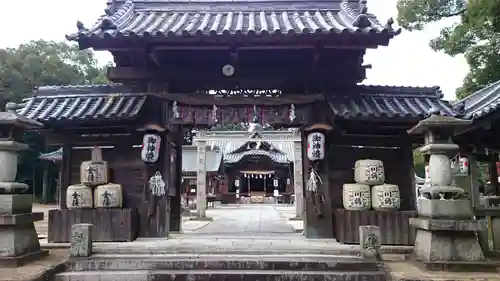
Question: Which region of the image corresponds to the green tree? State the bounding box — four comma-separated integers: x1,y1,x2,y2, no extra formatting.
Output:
397,0,500,99
0,39,108,102
0,39,109,202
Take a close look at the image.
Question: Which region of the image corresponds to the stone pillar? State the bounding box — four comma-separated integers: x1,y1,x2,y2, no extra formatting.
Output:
0,105,48,267
196,139,207,218
293,141,304,218
408,113,485,262
70,224,93,257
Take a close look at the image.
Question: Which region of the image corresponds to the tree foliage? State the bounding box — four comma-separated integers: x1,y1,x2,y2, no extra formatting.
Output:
397,0,500,99
0,39,108,102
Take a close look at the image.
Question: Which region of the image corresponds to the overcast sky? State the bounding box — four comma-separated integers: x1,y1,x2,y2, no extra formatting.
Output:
0,0,468,101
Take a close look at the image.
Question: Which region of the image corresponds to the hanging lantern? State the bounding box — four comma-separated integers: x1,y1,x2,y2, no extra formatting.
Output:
235,179,240,187
273,179,279,187
307,132,325,161
459,157,469,174
141,134,161,163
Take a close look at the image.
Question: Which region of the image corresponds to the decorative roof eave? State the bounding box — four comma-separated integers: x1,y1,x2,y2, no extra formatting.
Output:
327,85,459,121
224,150,290,164
14,85,149,124
65,0,401,47
453,80,500,120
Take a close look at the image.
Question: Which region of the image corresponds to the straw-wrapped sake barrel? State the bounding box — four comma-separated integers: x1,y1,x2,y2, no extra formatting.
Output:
80,160,109,186
342,183,371,210
354,159,385,185
94,183,123,208
66,184,93,209
371,184,400,211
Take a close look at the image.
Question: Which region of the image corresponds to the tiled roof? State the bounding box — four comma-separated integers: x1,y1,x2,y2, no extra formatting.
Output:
66,0,399,41
453,80,500,119
16,85,147,122
194,130,295,161
225,149,289,164
182,145,222,173
328,85,458,119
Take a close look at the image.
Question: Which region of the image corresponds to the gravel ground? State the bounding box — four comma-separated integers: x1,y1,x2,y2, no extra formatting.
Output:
0,250,68,281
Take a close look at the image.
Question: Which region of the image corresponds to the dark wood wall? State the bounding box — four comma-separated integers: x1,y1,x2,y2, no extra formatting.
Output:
327,133,417,245
70,146,144,208
328,134,415,211
49,130,179,241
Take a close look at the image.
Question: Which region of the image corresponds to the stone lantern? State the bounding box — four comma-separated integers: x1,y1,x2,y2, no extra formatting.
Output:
0,102,47,267
408,110,486,262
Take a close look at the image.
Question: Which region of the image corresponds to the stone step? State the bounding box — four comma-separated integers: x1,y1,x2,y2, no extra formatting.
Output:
67,254,381,272
57,270,387,281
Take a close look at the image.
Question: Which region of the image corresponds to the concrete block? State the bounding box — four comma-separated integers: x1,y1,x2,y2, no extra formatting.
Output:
417,199,472,219
359,225,381,260
0,194,32,215
70,224,93,257
409,217,487,231
413,228,485,261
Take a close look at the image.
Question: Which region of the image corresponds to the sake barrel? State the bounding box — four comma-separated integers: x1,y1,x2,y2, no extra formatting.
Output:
371,184,400,211
354,159,385,185
66,184,93,209
94,183,123,208
80,160,109,186
342,183,371,210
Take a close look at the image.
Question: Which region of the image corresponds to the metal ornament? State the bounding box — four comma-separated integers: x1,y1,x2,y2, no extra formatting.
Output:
211,105,218,124
222,64,235,77
172,101,180,119
289,104,296,122
149,171,166,196
252,105,259,123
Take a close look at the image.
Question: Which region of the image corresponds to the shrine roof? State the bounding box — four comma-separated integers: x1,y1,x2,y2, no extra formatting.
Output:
328,85,458,119
182,145,222,173
453,80,500,120
194,130,295,162
224,149,289,164
66,0,399,43
15,84,148,123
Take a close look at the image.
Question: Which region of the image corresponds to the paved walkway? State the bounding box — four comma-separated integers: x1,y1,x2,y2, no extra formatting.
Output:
196,205,295,235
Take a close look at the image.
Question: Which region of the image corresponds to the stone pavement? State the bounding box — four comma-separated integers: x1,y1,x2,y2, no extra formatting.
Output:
33,203,58,239
273,205,304,232
0,250,67,281
194,204,294,234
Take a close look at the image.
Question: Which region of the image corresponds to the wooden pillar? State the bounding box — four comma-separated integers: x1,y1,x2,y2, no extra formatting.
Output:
401,134,416,210
302,129,334,238
489,153,499,195
59,142,72,209
293,140,304,218
196,136,207,218
42,168,49,204
469,154,480,209
169,128,183,232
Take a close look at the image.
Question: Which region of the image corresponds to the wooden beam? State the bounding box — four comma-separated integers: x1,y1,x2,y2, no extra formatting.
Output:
106,66,366,84
154,93,324,106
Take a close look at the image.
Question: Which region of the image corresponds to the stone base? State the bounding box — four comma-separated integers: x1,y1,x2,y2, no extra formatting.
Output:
0,182,29,194
421,260,500,272
413,228,485,261
0,194,33,214
410,217,486,231
417,199,472,219
0,249,49,267
0,212,44,261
